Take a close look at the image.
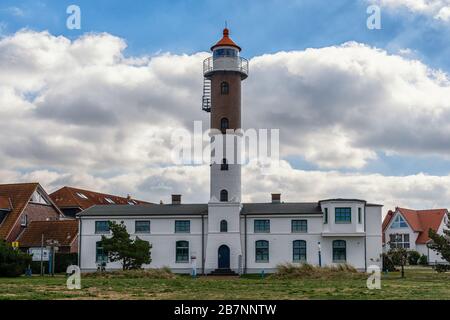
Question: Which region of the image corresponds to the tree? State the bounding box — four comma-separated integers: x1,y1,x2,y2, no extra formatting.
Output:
387,247,408,278
101,221,152,270
0,241,32,277
428,213,450,263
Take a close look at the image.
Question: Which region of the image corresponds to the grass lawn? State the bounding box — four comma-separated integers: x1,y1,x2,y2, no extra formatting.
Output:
0,267,449,300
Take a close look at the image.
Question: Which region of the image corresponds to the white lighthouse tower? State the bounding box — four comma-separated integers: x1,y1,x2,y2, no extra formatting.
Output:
203,28,249,274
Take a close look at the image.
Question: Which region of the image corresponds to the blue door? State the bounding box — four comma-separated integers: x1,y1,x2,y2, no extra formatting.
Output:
218,245,230,269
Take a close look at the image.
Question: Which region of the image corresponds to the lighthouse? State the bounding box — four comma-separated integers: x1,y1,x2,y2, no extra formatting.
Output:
203,28,249,274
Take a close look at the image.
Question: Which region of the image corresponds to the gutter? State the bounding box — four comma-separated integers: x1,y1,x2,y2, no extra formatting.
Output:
244,214,247,274
364,206,367,271
78,217,82,268
201,214,205,275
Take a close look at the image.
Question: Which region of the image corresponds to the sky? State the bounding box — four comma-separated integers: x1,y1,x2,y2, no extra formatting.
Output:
1,0,450,213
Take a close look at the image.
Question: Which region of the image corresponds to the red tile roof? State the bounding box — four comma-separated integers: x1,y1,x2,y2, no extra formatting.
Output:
211,28,241,51
383,207,448,244
0,196,12,210
50,186,150,211
0,183,39,239
18,220,78,247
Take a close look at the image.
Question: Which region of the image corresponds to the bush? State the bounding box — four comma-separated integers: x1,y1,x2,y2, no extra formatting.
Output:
418,254,428,266
434,264,450,273
408,250,421,265
83,267,176,279
382,253,396,272
271,263,361,279
0,241,32,277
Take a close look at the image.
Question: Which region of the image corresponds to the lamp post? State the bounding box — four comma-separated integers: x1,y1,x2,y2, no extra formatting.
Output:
318,241,322,267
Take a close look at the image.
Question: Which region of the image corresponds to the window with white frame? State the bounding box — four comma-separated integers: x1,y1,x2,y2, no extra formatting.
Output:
389,234,410,249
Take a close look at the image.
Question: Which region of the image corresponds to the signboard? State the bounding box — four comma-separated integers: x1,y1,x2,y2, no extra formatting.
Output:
11,241,19,249
29,248,50,261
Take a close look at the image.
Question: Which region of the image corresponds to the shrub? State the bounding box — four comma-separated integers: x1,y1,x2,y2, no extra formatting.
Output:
408,250,421,265
382,253,396,272
434,264,450,273
84,267,176,279
0,241,32,277
271,263,361,279
418,254,428,266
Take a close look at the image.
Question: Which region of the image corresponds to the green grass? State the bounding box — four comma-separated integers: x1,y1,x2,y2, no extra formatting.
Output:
0,267,449,300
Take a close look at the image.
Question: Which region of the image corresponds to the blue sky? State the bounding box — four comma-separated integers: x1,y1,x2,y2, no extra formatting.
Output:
1,0,449,70
1,0,450,206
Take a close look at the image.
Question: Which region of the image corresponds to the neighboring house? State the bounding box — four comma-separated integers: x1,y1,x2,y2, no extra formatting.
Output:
50,186,150,218
382,207,449,264
0,183,63,243
18,220,79,254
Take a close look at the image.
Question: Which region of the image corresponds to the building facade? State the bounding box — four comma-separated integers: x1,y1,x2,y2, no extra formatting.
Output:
78,29,383,274
383,207,448,264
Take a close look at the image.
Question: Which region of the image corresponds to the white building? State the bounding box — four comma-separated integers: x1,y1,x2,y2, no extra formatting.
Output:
382,207,448,264
78,28,383,274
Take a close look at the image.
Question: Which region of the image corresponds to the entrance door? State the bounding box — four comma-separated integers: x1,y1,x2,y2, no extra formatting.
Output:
218,245,230,269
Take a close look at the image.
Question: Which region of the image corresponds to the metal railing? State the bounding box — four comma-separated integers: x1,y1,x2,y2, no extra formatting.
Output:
203,56,249,77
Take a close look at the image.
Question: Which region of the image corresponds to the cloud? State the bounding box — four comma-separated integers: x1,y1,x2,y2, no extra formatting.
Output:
0,30,450,212
2,6,25,17
370,0,450,21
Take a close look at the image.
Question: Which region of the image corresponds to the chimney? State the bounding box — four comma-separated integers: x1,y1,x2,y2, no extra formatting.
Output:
172,194,181,205
271,193,281,203
126,194,132,201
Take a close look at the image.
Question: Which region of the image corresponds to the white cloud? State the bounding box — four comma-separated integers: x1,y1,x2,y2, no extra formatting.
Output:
371,0,450,21
0,30,450,212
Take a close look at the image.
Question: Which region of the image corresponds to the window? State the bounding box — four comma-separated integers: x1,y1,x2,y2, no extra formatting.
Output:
333,240,347,263
335,208,351,223
105,198,115,204
176,241,189,263
358,208,362,224
220,118,229,133
175,220,190,233
221,158,229,171
220,190,228,202
96,241,108,264
220,220,228,232
95,221,110,234
135,220,150,233
20,214,28,227
293,240,307,263
324,208,328,224
255,240,269,262
76,192,88,200
30,191,50,205
220,82,229,95
254,220,270,233
390,215,408,229
292,220,307,233
213,48,237,58
389,234,410,249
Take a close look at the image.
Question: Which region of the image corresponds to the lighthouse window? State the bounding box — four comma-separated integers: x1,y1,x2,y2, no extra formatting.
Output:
213,48,237,58
220,118,229,133
220,190,228,202
221,158,229,171
220,82,229,95
220,220,228,232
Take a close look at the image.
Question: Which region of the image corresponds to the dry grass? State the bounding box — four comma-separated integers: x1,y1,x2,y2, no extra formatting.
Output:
83,267,176,279
271,263,362,279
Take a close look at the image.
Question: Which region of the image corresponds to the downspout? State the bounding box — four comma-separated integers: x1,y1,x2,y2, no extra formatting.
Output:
201,214,205,275
244,214,247,274
78,217,82,268
364,206,367,271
